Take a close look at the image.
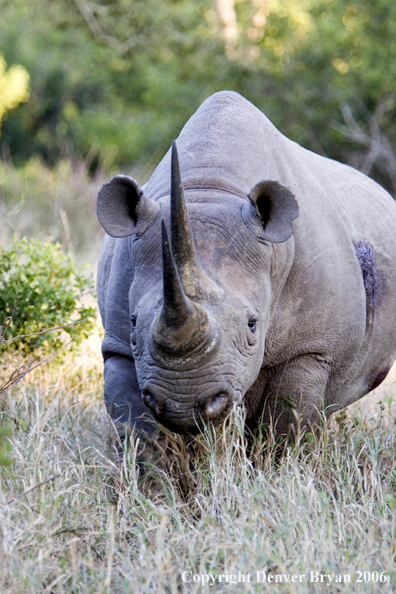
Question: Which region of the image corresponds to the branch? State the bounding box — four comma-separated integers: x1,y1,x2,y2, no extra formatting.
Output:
75,0,137,53
1,317,90,347
6,474,60,505
0,336,75,398
215,0,238,43
338,103,396,196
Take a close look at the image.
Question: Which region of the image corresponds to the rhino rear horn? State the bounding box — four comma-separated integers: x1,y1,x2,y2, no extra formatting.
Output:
97,175,159,238
244,180,299,243
170,141,223,301
170,141,197,276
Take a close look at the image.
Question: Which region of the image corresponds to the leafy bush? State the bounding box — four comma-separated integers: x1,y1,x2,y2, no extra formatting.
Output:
0,238,96,355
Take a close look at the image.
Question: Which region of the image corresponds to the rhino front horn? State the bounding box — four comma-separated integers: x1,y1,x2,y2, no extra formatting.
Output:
160,219,195,329
151,221,219,359
170,141,223,302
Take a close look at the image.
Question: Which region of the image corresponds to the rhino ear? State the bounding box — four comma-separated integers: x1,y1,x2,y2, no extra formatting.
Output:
245,180,299,243
97,175,159,238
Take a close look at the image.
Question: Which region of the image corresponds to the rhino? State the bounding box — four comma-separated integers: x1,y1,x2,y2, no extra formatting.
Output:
97,91,396,441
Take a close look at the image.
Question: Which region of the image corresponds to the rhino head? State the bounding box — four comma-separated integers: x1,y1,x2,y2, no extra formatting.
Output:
97,142,298,433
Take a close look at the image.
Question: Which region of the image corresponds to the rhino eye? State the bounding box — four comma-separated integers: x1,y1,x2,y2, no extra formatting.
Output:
248,316,258,332
131,314,137,329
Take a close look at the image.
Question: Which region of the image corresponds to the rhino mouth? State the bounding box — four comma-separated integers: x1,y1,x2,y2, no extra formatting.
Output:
142,383,233,433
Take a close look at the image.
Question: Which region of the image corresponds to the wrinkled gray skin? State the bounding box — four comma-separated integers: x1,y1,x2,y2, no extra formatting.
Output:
97,91,396,440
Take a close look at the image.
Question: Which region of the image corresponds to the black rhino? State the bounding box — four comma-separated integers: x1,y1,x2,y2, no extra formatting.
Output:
97,91,396,441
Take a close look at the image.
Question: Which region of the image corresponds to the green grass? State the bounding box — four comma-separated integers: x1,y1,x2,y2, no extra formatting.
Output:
1,335,395,593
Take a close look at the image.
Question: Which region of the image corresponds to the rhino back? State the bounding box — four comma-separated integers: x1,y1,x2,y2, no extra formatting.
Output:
145,91,287,200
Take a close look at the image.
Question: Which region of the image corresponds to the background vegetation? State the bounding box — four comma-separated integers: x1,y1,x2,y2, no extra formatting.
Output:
0,1,396,592
1,0,395,257
1,0,396,197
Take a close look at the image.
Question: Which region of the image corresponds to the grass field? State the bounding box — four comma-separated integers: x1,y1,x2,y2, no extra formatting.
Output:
1,332,395,593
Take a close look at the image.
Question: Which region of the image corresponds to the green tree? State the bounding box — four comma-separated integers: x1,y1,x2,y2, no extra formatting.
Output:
0,53,30,129
0,0,233,167
234,0,396,194
0,0,395,194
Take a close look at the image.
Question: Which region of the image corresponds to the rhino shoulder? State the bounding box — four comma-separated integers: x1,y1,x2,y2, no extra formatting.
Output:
97,234,134,356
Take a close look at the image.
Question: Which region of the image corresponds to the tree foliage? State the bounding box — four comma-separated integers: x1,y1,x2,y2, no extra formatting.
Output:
239,0,396,191
0,0,233,167
0,0,395,194
0,53,30,127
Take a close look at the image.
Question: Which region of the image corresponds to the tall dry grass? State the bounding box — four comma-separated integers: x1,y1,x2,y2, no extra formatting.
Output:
0,154,154,265
1,152,395,592
0,157,104,266
1,334,395,593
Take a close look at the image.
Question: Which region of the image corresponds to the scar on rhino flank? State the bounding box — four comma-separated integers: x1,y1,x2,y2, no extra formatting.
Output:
353,241,378,327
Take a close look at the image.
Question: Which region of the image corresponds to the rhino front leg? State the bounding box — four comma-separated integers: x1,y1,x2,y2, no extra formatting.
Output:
104,354,157,439
249,354,331,440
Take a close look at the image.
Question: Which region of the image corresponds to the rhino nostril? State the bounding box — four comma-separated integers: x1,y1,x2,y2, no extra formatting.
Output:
205,392,229,417
143,391,160,417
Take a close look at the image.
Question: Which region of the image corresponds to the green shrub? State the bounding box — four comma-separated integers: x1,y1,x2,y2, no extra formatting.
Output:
0,238,96,355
